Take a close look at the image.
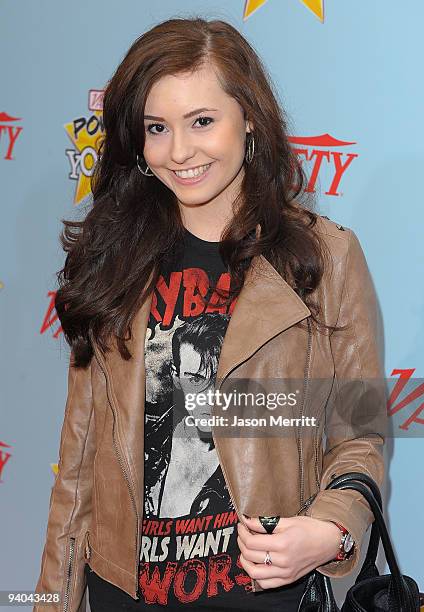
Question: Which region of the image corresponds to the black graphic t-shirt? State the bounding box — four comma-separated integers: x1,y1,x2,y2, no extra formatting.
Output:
135,228,310,610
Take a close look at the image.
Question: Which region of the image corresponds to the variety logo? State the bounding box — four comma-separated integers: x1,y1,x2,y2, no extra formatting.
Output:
289,133,358,197
40,291,62,339
0,440,12,482
388,369,424,431
64,90,105,204
0,112,23,160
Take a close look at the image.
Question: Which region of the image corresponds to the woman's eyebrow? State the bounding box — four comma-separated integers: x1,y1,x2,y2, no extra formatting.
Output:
144,107,218,121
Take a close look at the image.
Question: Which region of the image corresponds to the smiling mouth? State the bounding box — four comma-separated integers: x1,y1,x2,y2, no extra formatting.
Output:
172,163,212,179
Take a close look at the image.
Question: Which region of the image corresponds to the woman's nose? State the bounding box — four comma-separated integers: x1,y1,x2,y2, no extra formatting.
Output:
169,131,196,164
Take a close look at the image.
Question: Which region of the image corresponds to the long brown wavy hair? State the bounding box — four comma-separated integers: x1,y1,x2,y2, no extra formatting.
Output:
56,17,339,368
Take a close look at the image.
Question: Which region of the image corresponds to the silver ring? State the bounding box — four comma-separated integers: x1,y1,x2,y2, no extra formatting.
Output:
264,551,272,566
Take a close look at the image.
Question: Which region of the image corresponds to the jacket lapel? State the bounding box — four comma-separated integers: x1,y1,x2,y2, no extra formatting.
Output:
216,253,311,383
99,252,312,395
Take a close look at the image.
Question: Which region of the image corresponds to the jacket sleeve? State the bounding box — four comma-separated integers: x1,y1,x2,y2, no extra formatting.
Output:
305,228,388,579
34,350,96,611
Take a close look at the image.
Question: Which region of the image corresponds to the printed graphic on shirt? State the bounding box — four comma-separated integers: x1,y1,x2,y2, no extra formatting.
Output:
140,250,254,607
89,233,309,609
138,234,309,609
139,512,252,606
144,306,233,518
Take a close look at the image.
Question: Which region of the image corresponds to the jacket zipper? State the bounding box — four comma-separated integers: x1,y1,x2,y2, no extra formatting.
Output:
211,378,249,532
211,344,278,593
92,346,141,600
295,318,313,508
211,318,312,592
295,492,318,516
209,328,305,530
63,536,75,612
314,429,320,491
84,531,91,560
211,333,302,531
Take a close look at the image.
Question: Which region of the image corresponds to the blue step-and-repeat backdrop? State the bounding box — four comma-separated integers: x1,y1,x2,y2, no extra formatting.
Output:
1,0,423,607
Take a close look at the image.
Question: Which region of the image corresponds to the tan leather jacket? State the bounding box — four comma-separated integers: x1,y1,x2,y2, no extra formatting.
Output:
34,215,387,611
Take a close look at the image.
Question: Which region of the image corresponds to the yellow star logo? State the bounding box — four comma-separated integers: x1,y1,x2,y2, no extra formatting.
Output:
64,110,104,205
243,0,324,22
299,0,324,21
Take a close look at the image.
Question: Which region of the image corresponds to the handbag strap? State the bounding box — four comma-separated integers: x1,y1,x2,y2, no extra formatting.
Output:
326,471,383,506
327,473,413,610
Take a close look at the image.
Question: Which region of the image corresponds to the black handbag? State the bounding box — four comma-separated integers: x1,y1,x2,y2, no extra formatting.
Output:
297,471,421,611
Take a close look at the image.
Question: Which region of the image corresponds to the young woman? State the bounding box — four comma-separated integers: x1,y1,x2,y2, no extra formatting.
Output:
34,17,387,612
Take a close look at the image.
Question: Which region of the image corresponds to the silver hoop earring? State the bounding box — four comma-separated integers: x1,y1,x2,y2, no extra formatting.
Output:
245,133,255,164
136,154,154,176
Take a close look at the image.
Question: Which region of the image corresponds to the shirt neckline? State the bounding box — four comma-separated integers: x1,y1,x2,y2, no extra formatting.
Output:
183,227,222,254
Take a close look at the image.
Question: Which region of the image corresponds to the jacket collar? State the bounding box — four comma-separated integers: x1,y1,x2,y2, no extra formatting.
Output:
95,224,311,385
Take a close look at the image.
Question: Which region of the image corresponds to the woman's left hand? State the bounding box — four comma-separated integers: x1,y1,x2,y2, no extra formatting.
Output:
237,515,342,589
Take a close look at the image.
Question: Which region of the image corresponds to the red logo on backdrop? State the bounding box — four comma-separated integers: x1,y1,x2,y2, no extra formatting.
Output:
0,112,23,160
40,291,62,339
388,369,424,431
0,441,12,482
289,133,357,197
88,89,104,111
